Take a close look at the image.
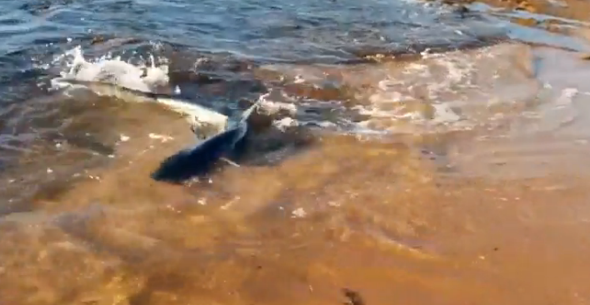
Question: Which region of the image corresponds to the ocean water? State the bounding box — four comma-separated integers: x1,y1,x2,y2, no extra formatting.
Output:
2,0,590,304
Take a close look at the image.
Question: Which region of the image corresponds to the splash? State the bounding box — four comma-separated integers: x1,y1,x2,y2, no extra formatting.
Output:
45,45,228,134
49,46,170,93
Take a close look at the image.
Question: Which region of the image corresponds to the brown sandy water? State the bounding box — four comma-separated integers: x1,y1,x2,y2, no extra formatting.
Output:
3,2,590,305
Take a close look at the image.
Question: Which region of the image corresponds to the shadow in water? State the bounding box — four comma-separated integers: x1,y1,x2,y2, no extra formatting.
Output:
151,116,317,184
150,123,250,184
151,99,313,184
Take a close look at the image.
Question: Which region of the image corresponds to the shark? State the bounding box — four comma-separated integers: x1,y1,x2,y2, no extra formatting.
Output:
53,78,261,183
151,99,261,183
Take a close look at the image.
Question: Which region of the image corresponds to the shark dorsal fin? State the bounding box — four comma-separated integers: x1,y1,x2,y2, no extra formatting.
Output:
240,99,261,123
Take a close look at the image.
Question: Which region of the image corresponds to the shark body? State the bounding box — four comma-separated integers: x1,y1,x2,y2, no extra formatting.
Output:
54,78,260,183
151,99,261,183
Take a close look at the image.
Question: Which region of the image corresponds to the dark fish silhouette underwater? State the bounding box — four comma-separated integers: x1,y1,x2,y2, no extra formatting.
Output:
151,99,261,183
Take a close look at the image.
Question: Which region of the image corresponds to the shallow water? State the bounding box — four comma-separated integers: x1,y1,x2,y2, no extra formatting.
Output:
2,0,590,304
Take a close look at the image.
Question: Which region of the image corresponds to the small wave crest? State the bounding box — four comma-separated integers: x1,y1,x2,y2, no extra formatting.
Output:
256,43,540,136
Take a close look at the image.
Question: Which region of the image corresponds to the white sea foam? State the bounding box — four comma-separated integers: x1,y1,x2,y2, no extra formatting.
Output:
258,43,540,135
47,46,228,130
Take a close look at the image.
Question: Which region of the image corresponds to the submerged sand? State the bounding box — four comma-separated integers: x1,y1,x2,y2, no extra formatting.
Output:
2,127,590,305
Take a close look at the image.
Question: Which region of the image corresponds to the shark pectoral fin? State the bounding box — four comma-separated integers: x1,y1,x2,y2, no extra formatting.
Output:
220,157,240,167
